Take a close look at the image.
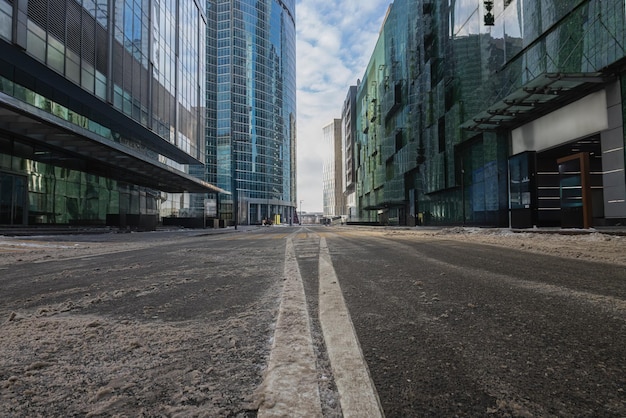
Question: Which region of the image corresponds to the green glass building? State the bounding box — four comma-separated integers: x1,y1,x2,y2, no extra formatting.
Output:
0,0,219,228
356,0,626,228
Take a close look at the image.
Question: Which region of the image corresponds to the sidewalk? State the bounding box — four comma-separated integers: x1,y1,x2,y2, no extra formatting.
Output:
0,224,257,238
511,226,626,236
345,223,626,237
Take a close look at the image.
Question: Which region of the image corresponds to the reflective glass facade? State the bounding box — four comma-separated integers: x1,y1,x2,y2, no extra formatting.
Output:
0,0,209,226
207,0,297,225
356,0,626,227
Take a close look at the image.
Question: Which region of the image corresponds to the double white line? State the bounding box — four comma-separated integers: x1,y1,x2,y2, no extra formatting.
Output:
258,236,384,417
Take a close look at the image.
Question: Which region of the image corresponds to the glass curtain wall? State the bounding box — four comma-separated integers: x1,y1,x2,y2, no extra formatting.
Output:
0,0,207,225
210,0,296,225
355,0,626,226
452,0,625,225
356,24,386,223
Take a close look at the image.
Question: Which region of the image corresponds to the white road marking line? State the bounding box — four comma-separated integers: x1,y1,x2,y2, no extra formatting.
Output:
257,237,322,417
318,237,385,418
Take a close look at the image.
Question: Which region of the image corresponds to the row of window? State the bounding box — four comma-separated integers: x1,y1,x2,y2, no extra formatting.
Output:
0,0,211,170
209,0,295,204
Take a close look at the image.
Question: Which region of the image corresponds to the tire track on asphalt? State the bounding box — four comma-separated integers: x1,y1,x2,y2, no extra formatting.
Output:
389,237,626,319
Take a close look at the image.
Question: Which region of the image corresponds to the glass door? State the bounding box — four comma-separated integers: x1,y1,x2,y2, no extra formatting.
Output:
508,151,537,228
0,173,28,225
557,153,592,228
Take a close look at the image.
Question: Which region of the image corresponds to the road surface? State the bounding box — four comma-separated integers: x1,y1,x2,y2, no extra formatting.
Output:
1,226,625,416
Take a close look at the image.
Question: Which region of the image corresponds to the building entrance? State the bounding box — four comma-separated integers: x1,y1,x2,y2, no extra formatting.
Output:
537,136,602,228
509,136,603,229
0,172,27,225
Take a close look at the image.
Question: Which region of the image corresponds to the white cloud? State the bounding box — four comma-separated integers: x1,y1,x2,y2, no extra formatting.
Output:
295,0,390,213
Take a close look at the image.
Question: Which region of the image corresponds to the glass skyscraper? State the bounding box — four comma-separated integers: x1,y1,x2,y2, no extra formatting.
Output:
206,0,297,226
0,0,216,228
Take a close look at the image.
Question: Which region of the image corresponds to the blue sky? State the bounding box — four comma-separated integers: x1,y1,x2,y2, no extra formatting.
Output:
295,0,391,213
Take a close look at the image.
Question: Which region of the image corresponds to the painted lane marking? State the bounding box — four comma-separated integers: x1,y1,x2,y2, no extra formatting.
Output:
257,237,322,417
318,237,385,418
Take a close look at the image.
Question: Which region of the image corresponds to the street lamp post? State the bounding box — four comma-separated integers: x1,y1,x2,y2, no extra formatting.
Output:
299,200,303,225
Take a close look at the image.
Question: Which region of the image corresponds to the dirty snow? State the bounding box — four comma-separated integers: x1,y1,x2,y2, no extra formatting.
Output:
382,227,626,267
0,233,276,417
1,311,272,417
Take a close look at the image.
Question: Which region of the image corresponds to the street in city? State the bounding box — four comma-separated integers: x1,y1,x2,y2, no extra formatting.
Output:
1,226,625,417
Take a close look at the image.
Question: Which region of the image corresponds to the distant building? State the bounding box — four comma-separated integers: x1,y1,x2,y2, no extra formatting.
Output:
342,85,358,220
0,0,221,229
355,0,626,228
300,212,324,225
323,119,346,218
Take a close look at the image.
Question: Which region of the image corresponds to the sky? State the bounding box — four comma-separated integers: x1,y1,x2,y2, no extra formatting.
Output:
295,0,391,213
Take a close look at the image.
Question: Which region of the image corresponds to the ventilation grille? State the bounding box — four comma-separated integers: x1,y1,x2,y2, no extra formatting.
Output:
27,0,47,30
81,9,96,65
47,0,66,41
66,0,82,55
95,22,108,73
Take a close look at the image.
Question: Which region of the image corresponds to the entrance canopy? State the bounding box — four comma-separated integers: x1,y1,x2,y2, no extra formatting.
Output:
461,72,614,132
362,199,407,211
0,92,226,194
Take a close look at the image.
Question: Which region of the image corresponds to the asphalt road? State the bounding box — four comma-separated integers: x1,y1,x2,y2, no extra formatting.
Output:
1,226,625,417
318,228,626,417
1,228,286,322
1,227,290,417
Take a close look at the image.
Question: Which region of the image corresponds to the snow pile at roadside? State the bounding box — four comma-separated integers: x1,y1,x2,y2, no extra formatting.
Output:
382,226,626,266
0,240,79,249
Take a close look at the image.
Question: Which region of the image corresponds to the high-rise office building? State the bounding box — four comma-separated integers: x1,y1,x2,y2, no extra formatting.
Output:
355,0,626,228
206,0,297,226
0,0,218,228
